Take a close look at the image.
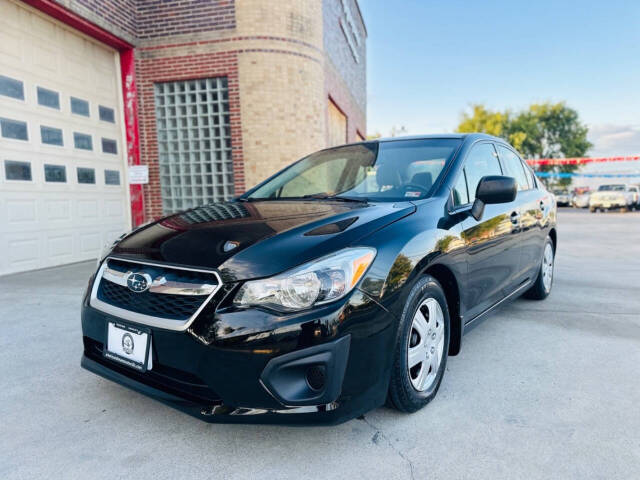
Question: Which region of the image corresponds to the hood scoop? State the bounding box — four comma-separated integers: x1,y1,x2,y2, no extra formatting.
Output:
304,217,358,236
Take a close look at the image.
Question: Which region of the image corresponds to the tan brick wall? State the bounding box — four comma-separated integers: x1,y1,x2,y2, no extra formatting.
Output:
238,50,325,188
235,0,326,189
235,0,323,47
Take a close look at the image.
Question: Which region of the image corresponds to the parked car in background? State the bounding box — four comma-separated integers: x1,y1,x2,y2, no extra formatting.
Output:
553,189,571,207
81,134,557,424
571,186,591,208
589,184,635,212
628,185,640,210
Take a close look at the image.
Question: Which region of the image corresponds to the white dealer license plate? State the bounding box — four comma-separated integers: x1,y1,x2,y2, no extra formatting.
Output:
104,321,152,372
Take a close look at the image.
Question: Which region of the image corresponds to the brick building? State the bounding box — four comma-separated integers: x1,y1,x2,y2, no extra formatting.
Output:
0,0,366,274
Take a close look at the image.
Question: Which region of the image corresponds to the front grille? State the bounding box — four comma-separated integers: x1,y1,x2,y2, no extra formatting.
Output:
98,281,203,320
95,257,220,322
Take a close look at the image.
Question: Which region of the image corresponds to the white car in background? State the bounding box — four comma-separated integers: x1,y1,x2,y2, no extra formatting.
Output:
628,185,640,210
553,189,571,207
589,184,635,212
571,191,591,208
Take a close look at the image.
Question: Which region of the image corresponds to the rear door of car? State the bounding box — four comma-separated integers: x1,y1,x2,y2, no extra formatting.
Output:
495,144,546,286
453,141,522,321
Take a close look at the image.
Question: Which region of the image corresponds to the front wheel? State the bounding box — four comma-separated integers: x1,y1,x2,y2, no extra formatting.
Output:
387,276,450,413
524,237,555,300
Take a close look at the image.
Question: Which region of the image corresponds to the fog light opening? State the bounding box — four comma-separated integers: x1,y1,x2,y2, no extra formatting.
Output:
306,365,326,391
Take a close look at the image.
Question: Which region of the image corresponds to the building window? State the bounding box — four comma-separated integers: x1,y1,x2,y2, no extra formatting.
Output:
99,105,115,123
0,75,24,100
77,167,95,184
328,99,347,147
37,86,60,109
4,160,32,181
154,77,234,214
70,97,90,116
101,138,118,154
0,118,28,141
105,169,120,185
73,132,93,151
44,164,66,183
41,126,64,146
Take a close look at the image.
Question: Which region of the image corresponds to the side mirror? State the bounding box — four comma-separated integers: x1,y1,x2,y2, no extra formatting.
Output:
471,176,517,221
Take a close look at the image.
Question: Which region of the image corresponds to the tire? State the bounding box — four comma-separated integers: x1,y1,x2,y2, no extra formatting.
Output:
589,207,596,213
524,236,555,300
387,275,450,413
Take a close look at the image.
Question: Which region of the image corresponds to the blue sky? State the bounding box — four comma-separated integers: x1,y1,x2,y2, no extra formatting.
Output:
358,0,640,157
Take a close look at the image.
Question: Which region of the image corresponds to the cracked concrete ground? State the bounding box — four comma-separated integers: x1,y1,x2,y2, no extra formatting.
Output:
1,209,639,479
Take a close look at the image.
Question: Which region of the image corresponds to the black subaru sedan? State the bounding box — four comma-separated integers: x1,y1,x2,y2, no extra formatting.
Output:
81,133,557,424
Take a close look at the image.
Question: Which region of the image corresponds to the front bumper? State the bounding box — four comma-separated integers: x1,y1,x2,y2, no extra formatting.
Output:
590,197,628,208
81,287,396,425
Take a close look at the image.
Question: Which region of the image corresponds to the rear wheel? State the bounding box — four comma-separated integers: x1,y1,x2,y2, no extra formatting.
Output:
524,237,555,300
387,276,450,413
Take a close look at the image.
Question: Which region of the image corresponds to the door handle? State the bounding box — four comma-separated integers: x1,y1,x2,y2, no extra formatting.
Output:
510,211,520,224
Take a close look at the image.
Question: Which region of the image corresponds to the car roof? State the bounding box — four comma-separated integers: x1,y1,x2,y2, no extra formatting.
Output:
374,133,501,144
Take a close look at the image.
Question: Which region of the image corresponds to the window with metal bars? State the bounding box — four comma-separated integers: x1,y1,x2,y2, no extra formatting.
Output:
154,77,234,214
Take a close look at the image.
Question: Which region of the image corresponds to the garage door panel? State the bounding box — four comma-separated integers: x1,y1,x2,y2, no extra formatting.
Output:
0,25,24,63
0,0,129,276
77,199,99,221
80,231,101,256
47,233,74,260
104,198,124,218
46,199,72,222
7,235,40,270
6,198,37,225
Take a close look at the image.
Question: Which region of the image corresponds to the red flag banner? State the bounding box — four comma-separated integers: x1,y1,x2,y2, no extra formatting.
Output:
526,156,640,166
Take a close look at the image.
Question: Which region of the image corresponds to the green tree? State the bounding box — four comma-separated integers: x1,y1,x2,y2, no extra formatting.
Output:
457,102,592,187
457,104,508,138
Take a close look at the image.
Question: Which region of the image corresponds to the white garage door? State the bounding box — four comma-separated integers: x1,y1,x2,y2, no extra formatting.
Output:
0,0,130,276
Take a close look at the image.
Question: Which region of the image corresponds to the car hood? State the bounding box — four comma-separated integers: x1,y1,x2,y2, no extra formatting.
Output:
111,200,416,281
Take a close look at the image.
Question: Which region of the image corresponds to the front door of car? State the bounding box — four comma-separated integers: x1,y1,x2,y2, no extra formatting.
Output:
452,142,523,321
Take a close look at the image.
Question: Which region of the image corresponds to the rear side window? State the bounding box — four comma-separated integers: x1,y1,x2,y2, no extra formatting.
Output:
497,145,530,190
460,143,503,203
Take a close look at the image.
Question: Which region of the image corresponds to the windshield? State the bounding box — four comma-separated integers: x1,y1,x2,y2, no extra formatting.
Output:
246,138,461,201
598,185,625,191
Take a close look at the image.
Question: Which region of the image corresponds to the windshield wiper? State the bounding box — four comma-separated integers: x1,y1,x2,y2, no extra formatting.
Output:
301,194,367,203
238,194,367,203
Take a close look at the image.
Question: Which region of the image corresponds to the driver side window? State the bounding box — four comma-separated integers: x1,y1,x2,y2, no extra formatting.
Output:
453,143,502,206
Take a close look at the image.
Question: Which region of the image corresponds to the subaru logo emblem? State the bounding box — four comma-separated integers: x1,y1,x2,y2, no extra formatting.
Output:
223,240,239,252
126,272,152,293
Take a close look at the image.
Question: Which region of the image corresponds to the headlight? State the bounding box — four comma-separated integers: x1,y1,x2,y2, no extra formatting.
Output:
234,247,376,312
